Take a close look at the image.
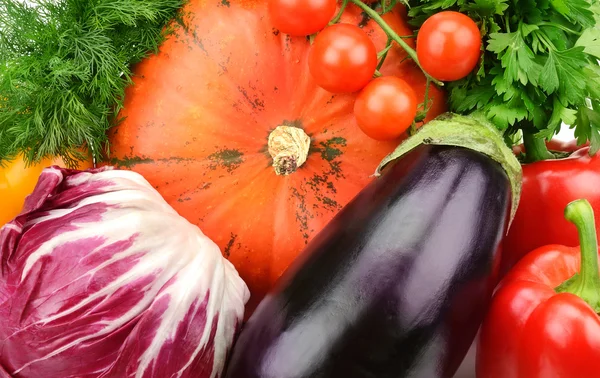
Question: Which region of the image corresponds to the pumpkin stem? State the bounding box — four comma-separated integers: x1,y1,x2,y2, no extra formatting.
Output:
268,126,311,175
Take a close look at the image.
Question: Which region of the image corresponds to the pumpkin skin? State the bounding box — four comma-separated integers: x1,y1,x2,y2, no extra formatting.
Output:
108,0,447,315
0,156,93,226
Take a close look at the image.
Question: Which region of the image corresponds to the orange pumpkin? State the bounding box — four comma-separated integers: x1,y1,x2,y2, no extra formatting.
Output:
108,0,447,315
0,156,93,226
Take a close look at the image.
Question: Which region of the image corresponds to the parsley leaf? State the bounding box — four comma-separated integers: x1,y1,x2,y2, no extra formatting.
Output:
461,0,508,17
449,81,496,112
518,0,551,24
487,27,542,86
584,64,600,100
573,102,600,154
576,28,600,59
534,26,569,52
542,48,588,105
485,94,529,129
549,0,596,28
536,98,578,139
421,0,460,11
539,53,560,94
405,0,599,155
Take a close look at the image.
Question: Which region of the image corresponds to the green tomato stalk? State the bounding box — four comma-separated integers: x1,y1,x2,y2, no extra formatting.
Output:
406,0,600,162
328,0,440,126
333,0,600,162
347,0,444,87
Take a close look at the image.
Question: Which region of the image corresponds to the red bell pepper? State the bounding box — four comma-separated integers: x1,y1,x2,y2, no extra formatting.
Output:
501,145,600,276
477,199,600,378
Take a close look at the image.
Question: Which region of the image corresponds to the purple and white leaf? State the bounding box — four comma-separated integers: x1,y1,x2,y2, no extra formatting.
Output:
0,166,249,378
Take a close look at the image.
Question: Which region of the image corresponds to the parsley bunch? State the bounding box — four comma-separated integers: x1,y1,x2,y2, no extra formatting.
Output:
408,0,600,159
0,0,185,166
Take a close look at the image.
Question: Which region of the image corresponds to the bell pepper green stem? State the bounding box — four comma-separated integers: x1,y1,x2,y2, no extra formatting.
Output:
523,131,555,162
347,0,444,87
555,199,600,313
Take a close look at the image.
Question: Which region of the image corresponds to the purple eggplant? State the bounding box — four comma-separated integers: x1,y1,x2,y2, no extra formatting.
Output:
225,114,521,378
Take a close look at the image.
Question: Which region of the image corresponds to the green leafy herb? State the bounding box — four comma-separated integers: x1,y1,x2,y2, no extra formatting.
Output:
408,0,600,159
574,100,600,155
576,28,600,59
0,0,185,166
487,27,542,86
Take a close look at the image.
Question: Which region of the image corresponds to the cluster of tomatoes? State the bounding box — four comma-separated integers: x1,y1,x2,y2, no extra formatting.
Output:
269,0,482,141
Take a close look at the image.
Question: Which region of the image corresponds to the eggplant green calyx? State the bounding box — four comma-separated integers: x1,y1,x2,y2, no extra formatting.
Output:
555,199,600,313
374,112,522,225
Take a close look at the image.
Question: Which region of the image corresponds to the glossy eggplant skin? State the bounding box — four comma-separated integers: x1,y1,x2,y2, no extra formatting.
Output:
225,145,510,378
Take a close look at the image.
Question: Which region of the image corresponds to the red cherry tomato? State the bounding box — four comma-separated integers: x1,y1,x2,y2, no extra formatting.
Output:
308,23,378,93
416,11,481,81
353,76,418,141
268,0,337,36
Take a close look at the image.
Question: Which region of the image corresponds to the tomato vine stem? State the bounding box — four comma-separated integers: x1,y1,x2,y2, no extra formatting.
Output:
376,36,392,70
423,77,431,109
415,76,432,122
330,0,349,25
348,0,444,87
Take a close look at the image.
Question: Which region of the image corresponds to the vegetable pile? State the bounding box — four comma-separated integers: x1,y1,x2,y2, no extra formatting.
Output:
224,114,519,378
281,0,600,156
0,166,249,377
105,0,447,315
1,0,600,377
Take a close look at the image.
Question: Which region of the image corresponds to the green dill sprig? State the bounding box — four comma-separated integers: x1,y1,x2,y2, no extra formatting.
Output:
0,0,185,167
408,0,600,158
